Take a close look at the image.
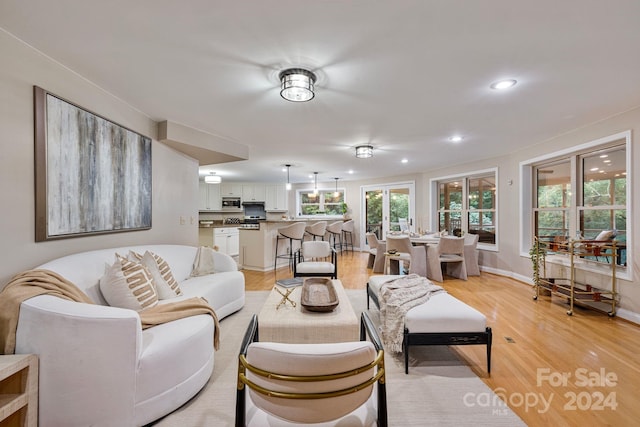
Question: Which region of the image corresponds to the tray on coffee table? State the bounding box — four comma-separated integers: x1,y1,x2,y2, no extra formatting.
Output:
301,278,339,312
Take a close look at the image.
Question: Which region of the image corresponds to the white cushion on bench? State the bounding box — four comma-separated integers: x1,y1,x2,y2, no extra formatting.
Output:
368,275,486,333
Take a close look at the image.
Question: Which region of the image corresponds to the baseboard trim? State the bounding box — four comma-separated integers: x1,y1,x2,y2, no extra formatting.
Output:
480,267,639,325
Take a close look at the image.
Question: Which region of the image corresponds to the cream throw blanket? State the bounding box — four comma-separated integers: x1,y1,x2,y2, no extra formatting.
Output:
379,274,445,352
0,269,220,355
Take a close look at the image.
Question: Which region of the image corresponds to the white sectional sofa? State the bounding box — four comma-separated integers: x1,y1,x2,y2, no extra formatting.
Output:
14,244,244,427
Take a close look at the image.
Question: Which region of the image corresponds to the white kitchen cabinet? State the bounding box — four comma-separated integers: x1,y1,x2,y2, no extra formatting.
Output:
220,183,243,197
242,184,266,202
265,184,288,211
199,182,221,211
214,227,239,257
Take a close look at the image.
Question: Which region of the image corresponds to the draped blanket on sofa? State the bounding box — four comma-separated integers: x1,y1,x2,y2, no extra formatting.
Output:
0,269,220,354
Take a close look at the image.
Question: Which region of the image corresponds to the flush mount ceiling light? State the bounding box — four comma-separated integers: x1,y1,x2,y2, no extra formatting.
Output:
355,145,373,159
204,172,221,184
279,68,316,102
490,79,517,90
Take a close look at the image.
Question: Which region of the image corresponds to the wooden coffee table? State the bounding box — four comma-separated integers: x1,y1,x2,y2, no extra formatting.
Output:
258,279,359,344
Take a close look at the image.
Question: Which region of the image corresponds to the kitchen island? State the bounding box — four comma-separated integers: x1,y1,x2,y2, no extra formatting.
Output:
239,219,346,272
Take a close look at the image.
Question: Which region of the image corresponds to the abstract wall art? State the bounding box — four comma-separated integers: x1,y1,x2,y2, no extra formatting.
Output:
34,86,152,241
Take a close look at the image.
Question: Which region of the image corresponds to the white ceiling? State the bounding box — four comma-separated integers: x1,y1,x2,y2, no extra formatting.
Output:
2,0,640,185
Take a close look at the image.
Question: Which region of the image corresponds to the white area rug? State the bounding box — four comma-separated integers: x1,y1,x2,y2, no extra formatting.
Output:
149,290,525,426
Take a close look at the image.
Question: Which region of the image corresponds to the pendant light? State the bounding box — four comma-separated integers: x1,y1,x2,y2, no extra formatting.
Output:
285,164,292,190
313,172,319,195
334,177,340,197
308,172,318,198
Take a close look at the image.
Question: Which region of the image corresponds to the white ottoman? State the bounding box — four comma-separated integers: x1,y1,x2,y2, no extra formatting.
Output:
367,275,492,374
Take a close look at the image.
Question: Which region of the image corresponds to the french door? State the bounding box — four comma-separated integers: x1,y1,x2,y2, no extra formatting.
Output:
361,182,415,247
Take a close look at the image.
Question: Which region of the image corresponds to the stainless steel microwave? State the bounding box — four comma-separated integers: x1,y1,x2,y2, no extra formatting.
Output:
221,197,241,209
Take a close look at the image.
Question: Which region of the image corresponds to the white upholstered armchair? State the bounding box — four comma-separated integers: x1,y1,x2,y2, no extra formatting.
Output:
235,312,387,426
293,241,338,279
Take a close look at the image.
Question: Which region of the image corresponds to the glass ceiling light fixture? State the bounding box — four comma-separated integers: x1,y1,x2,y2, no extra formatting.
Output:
285,164,292,190
204,172,221,184
334,177,340,197
313,172,319,195
279,68,316,102
490,79,517,90
355,145,373,159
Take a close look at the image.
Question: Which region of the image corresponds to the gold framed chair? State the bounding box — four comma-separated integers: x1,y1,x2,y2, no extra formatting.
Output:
235,313,387,426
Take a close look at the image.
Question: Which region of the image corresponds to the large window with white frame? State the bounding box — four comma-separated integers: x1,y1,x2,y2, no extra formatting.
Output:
434,170,497,246
525,131,630,274
296,189,345,217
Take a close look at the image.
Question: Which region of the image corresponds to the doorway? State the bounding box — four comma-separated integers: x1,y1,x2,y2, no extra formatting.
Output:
361,182,415,248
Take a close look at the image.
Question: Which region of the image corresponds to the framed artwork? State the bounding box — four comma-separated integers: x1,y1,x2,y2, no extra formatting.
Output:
34,86,152,241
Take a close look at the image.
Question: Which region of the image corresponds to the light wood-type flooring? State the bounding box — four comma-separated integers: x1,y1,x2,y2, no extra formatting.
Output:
242,250,640,427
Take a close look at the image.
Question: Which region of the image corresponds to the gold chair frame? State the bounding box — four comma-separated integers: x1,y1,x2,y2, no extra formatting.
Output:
235,312,387,426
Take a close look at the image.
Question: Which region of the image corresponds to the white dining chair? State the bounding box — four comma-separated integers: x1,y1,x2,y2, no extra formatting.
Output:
430,236,467,281
464,233,481,276
384,235,427,277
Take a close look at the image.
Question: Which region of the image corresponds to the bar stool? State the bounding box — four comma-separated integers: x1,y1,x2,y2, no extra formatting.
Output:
274,222,307,271
305,221,327,241
341,220,354,252
326,221,344,253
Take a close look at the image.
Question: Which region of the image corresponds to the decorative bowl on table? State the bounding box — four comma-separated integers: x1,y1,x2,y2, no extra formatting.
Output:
301,278,339,312
387,249,398,255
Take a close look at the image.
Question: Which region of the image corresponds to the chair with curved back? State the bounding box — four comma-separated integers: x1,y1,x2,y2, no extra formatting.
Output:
464,233,481,276
341,220,355,252
365,232,386,273
274,222,307,271
293,240,337,279
326,221,344,253
384,235,427,277
305,221,327,241
235,313,387,426
430,236,467,281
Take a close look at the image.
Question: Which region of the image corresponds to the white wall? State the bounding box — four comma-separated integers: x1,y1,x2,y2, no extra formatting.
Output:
0,30,199,285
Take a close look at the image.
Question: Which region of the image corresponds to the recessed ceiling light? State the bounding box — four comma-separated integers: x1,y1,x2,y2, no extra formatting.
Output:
401,158,408,163
348,170,354,174
449,135,463,142
490,79,517,90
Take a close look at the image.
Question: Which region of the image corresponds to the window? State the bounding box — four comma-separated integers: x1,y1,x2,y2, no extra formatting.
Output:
297,189,345,217
433,169,497,246
527,132,629,271
534,160,571,241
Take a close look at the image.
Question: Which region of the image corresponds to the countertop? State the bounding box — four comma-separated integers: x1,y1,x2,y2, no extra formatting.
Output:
199,223,240,229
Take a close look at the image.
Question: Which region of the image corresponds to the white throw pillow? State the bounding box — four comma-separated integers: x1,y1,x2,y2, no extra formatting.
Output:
191,246,216,277
140,251,183,299
594,230,615,241
99,255,158,311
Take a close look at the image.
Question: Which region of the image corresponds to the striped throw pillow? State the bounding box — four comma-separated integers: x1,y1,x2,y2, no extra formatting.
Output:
99,255,159,311
140,251,183,299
